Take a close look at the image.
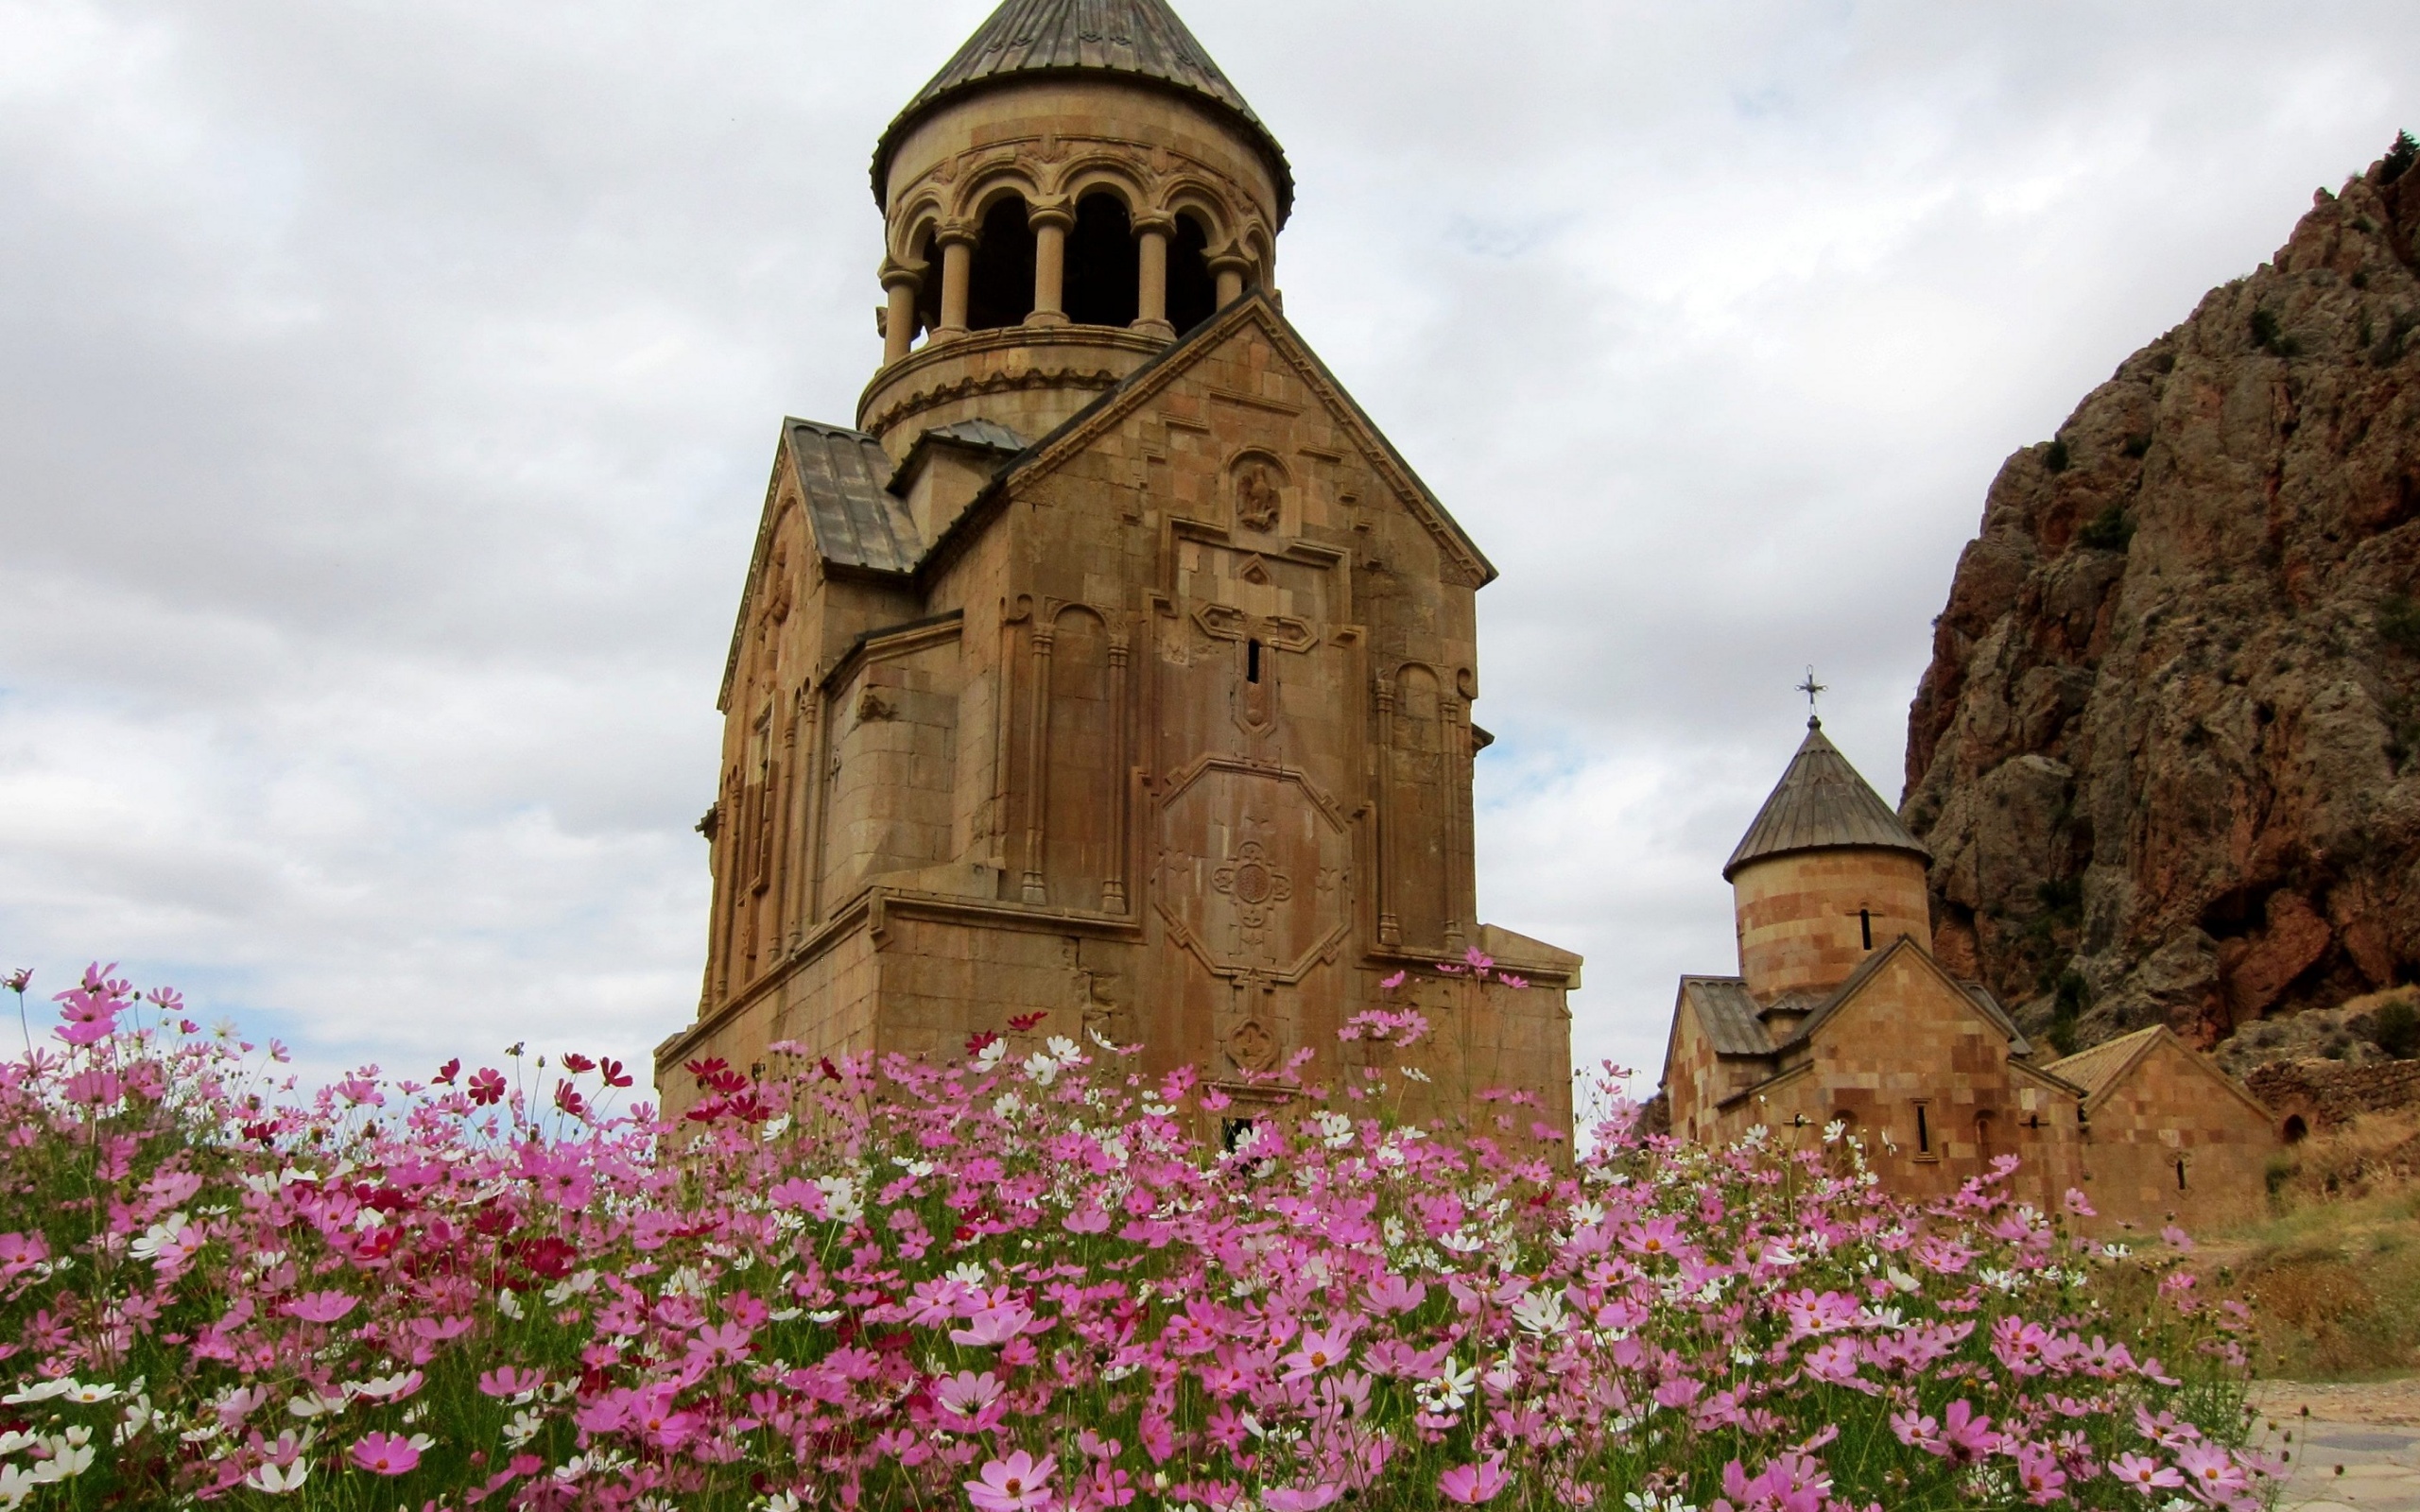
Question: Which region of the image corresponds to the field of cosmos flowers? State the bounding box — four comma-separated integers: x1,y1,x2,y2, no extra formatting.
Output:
0,959,2276,1510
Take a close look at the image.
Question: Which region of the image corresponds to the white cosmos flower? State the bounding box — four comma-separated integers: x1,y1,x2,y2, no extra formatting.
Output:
0,1382,76,1406
245,1460,309,1494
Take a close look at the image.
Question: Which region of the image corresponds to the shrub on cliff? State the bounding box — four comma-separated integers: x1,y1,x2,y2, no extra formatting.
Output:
0,963,2272,1510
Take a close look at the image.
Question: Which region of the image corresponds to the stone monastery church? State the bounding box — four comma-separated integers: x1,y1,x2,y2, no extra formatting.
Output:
1657,719,2279,1230
656,0,1582,1134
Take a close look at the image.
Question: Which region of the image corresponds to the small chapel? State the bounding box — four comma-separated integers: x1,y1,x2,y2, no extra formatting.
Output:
656,0,1580,1135
1657,716,2279,1230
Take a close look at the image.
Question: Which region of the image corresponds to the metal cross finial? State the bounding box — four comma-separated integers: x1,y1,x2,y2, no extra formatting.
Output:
1798,666,1827,728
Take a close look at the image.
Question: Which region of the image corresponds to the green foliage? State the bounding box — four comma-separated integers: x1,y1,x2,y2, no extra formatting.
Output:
2250,307,2301,358
2377,998,2420,1059
2048,970,2091,1058
2377,593,2420,655
2079,505,2136,553
2384,129,2419,186
2044,438,2071,473
2372,310,2418,369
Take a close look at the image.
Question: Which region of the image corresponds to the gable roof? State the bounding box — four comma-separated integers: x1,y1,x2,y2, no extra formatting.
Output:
2046,1026,2273,1119
1771,935,2034,1057
873,0,1293,223
930,290,1495,588
1678,977,1775,1057
787,421,922,574
718,420,925,710
1724,721,1931,881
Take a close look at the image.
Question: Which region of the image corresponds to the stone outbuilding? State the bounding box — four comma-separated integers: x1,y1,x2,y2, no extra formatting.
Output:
657,0,1580,1137
1659,718,2277,1230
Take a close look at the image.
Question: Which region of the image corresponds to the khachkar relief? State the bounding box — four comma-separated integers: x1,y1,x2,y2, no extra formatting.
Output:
1154,758,1350,981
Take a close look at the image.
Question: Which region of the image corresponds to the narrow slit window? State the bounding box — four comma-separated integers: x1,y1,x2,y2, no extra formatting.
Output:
2175,1159,2188,1192
1915,1103,1932,1156
1859,909,1874,951
1247,639,1263,684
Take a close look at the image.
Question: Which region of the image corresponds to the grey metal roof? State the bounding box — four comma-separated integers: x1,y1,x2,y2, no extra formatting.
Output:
786,420,920,575
923,418,1028,454
1723,721,1932,881
873,0,1293,222
1680,978,1775,1057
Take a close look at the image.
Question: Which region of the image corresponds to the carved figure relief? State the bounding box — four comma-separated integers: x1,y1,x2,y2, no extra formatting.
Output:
1233,456,1284,533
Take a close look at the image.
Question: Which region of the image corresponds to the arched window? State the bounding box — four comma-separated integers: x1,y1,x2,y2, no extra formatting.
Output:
1974,1111,1996,1161
967,197,1036,332
1065,193,1139,327
2281,1114,2308,1145
911,227,942,343
1167,212,1219,332
1859,908,1874,951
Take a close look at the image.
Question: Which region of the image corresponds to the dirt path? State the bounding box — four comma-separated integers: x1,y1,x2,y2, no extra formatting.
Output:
2255,1380,2420,1511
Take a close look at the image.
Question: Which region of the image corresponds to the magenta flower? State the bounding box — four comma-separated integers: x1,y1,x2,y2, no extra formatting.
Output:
1266,1487,1343,1512
1439,1456,1511,1503
282,1291,358,1324
54,990,120,1047
965,1450,1057,1512
350,1431,427,1475
467,1067,507,1106
2015,1444,2069,1504
1937,1400,2002,1464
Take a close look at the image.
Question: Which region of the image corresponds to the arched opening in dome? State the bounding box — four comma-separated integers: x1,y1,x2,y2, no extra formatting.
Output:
1064,193,1139,328
1167,212,1218,333
910,227,941,345
967,196,1036,332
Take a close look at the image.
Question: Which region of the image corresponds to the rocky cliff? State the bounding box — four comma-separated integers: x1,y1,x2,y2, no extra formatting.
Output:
1905,133,2420,1058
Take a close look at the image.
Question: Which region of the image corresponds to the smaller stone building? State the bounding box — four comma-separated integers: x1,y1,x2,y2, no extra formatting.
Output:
1658,718,2278,1231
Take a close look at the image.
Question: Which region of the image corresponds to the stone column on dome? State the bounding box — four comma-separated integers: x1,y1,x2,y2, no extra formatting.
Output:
1133,215,1176,339
1027,203,1074,327
935,225,977,339
880,262,923,364
1210,251,1251,309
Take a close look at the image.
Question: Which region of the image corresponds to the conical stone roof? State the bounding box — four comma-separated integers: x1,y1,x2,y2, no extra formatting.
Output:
1722,721,1931,882
873,0,1292,220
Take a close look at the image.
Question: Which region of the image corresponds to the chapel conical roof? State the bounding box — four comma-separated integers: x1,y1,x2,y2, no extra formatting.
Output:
1721,721,1932,882
873,0,1293,221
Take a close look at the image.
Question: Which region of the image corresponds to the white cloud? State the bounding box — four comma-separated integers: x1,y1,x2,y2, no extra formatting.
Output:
2,0,2414,1090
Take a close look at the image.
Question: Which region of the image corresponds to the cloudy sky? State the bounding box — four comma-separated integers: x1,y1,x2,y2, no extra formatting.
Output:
2,0,2414,1093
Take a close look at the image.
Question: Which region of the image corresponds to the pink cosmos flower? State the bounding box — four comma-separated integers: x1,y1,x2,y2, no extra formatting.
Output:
950,1300,1037,1348
350,1431,426,1475
2015,1444,2069,1505
54,990,120,1047
1280,1325,1352,1380
1265,1487,1343,1512
477,1366,545,1398
1439,1456,1511,1504
2175,1443,2249,1501
1368,1274,1426,1314
2111,1452,2185,1493
282,1291,358,1325
467,1067,507,1106
965,1450,1057,1512
936,1369,1006,1418
1936,1400,2002,1463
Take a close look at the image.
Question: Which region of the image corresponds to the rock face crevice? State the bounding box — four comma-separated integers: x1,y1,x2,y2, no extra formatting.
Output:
1906,136,2420,1055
